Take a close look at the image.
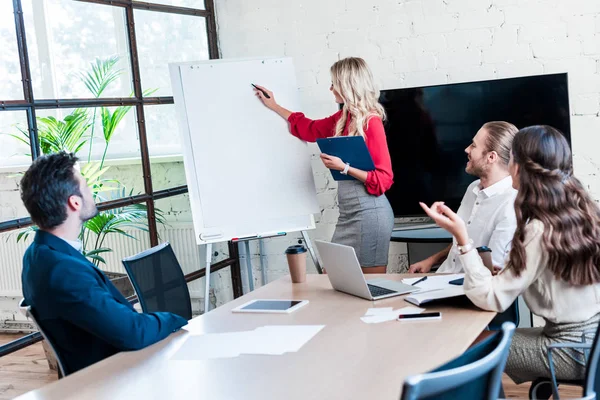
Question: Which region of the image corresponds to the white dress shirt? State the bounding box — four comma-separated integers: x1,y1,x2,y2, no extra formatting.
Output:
58,236,83,253
460,219,600,324
437,176,517,273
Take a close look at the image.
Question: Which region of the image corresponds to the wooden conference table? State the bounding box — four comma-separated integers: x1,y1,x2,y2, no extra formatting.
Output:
17,274,496,400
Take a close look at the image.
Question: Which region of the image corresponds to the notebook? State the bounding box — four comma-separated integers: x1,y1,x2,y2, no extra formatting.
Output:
404,285,465,306
316,136,375,181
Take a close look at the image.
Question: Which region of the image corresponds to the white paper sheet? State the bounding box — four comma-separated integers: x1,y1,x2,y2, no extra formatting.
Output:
365,307,394,316
171,325,325,360
360,306,425,324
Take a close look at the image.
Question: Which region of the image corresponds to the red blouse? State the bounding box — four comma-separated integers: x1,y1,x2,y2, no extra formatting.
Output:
288,110,394,196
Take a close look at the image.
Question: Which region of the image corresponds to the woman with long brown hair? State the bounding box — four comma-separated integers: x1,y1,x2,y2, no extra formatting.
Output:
421,125,600,383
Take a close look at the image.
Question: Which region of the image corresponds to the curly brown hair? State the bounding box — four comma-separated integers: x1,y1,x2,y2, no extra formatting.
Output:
507,125,600,285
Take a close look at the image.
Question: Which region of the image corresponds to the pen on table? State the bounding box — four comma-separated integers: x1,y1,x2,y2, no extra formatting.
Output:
411,276,428,286
251,83,271,99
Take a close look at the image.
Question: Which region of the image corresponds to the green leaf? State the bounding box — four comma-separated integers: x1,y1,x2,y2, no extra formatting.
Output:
86,254,107,264
85,247,112,255
11,226,38,243
1,124,32,155
81,162,111,184
101,105,132,144
78,56,122,98
84,247,112,263
142,88,159,97
36,109,91,155
4,132,30,147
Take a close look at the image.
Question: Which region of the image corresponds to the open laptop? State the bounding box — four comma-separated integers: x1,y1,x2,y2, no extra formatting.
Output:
315,240,420,300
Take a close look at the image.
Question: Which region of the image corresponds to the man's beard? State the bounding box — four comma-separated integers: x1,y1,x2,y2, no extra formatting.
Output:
81,202,99,222
466,158,487,178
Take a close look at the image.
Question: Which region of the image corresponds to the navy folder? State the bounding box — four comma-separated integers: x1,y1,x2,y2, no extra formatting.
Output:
316,136,375,181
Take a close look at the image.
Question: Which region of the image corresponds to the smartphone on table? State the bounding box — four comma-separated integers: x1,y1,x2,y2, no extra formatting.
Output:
397,312,442,321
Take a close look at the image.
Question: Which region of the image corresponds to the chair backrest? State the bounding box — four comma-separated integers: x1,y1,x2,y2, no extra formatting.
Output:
584,318,600,398
19,298,66,378
488,300,520,330
122,242,192,320
401,322,516,400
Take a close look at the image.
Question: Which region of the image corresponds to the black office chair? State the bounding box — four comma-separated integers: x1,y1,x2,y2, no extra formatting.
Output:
528,320,600,400
19,298,67,378
122,242,192,320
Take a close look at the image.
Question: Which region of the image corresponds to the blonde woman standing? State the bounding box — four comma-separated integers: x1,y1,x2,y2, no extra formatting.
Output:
255,57,394,274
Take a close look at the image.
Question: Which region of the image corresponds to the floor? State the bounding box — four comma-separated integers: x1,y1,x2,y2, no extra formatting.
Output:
0,334,57,400
0,333,584,399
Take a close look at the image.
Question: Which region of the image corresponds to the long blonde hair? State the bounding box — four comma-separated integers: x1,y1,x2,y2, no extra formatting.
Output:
331,57,386,138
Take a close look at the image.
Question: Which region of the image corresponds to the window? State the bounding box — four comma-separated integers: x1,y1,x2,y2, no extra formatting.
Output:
0,1,223,296
145,104,187,190
22,0,133,99
135,9,209,96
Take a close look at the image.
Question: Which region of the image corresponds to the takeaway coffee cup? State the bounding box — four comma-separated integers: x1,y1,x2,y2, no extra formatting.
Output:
285,245,307,283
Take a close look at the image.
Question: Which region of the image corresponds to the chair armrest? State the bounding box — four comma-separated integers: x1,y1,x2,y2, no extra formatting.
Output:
548,343,593,351
582,330,596,343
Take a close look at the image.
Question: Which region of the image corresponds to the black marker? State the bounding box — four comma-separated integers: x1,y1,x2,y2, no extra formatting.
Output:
251,83,271,99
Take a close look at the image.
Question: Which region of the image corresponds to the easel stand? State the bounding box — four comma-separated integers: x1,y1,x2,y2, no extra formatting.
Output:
201,230,322,313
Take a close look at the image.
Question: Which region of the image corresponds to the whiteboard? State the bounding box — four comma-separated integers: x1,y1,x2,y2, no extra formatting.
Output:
169,58,319,244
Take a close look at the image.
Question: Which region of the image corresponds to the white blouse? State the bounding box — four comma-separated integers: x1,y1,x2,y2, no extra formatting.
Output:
460,219,600,324
437,176,517,274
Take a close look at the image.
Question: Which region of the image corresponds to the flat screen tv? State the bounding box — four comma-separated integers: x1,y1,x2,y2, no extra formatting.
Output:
379,73,571,217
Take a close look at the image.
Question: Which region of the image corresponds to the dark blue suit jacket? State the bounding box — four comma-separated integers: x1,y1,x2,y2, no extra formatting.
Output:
22,230,187,375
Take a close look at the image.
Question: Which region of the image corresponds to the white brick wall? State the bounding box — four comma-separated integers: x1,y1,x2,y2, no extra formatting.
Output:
214,0,600,278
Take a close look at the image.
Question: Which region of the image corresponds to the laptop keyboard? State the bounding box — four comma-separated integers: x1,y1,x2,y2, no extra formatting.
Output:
367,284,397,297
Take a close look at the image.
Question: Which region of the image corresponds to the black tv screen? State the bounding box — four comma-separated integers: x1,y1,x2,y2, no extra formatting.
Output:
379,73,571,217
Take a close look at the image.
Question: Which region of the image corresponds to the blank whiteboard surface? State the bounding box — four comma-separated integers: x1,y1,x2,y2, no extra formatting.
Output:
170,58,319,244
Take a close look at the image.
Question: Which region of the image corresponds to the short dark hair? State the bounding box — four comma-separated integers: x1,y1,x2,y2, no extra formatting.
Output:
20,152,81,230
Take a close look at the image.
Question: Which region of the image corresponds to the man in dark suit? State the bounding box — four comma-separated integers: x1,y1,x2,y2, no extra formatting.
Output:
20,152,187,376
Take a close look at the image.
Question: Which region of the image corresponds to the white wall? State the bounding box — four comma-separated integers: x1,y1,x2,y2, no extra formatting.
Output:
214,0,600,242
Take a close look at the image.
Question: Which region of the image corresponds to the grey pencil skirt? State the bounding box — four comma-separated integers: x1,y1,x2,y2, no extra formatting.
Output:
331,180,394,267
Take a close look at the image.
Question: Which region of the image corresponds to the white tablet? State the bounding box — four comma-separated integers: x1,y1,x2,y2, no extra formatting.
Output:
232,299,309,314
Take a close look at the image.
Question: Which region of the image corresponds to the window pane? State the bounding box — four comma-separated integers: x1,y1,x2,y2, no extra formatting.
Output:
0,111,31,223
134,0,205,8
135,10,208,96
145,104,186,190
35,107,143,201
155,194,234,310
22,0,133,99
146,104,182,157
0,2,23,100
0,111,31,168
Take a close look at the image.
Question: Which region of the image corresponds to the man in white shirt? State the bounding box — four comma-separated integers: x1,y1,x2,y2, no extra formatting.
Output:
409,121,518,274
